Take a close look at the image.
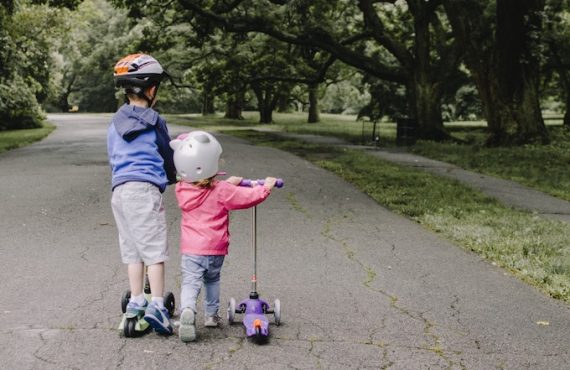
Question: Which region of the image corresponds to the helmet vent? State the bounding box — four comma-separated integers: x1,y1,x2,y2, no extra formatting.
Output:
195,134,210,144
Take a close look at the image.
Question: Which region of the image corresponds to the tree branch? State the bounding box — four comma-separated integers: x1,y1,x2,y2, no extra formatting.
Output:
178,0,408,83
357,0,414,67
213,0,246,14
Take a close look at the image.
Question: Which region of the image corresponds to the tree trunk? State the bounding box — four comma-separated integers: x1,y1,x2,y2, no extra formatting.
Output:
556,68,570,130
58,73,76,112
58,93,70,112
493,0,548,144
559,66,570,129
411,80,446,140
253,85,274,124
410,2,446,140
564,98,570,130
224,92,244,119
307,83,320,123
259,105,273,123
444,0,549,145
201,86,215,115
277,85,293,112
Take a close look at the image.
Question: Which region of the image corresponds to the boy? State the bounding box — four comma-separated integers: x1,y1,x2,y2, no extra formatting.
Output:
107,53,176,335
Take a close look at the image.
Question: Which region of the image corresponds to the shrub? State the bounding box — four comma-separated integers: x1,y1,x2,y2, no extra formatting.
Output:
0,75,45,130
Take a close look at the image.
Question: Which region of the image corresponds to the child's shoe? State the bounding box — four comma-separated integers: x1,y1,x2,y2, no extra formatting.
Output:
179,308,196,342
204,314,223,327
125,299,148,318
143,301,173,335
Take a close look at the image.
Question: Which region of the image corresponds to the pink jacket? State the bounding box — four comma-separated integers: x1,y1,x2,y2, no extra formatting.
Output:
175,180,270,255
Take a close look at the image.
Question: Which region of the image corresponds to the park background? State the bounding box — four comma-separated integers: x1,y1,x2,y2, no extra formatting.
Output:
2,0,570,305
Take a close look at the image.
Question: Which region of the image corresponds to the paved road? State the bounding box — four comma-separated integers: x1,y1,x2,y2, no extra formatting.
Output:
1,114,569,369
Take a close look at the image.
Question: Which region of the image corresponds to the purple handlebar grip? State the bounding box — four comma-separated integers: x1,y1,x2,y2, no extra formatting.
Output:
239,179,253,187
239,178,284,188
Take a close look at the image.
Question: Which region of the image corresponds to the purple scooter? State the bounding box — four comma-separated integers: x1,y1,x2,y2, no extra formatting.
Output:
227,178,283,343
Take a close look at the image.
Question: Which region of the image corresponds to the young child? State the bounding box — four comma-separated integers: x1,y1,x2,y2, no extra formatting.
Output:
108,53,177,335
169,131,277,342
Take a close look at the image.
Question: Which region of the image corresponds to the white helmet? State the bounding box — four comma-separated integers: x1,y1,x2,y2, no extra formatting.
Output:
169,131,222,182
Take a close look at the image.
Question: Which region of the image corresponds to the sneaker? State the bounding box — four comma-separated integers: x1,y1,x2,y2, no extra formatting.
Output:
179,308,196,342
204,314,223,328
143,302,173,335
125,299,148,318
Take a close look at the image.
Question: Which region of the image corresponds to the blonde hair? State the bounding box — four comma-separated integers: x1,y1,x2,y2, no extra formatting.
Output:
192,176,216,189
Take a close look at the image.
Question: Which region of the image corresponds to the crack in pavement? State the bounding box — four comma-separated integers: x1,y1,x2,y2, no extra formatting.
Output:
320,214,468,369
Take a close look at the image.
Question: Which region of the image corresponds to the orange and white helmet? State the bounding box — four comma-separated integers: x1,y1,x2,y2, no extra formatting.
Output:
113,53,165,88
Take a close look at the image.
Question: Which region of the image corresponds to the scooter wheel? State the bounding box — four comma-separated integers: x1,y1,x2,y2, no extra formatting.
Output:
121,290,131,314
227,298,236,324
123,317,137,338
254,327,267,344
164,291,175,317
273,299,281,326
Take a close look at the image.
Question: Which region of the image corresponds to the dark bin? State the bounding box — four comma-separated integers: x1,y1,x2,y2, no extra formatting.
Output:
396,117,417,146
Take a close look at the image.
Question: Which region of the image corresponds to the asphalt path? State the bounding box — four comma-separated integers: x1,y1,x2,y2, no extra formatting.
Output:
1,113,569,369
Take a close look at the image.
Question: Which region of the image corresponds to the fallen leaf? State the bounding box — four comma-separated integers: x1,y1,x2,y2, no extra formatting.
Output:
536,321,550,326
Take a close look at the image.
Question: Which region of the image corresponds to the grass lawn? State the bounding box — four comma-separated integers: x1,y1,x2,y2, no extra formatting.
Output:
411,125,570,202
0,122,56,154
164,111,392,144
167,112,570,202
221,129,570,303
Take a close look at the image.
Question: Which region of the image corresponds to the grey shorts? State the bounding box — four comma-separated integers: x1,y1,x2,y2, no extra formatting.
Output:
111,182,169,265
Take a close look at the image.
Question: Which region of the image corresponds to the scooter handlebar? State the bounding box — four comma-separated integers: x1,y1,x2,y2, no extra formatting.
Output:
239,178,284,188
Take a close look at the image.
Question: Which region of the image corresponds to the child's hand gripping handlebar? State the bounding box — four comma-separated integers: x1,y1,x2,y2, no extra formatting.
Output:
239,178,284,188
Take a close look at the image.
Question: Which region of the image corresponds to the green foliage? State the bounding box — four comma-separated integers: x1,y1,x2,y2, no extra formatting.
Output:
0,1,68,128
359,77,408,121
154,86,201,114
10,4,67,103
31,0,82,9
51,0,140,112
0,75,45,130
320,78,370,114
442,84,483,121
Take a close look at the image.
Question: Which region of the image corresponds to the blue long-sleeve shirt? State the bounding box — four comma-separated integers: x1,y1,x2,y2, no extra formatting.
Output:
107,104,176,192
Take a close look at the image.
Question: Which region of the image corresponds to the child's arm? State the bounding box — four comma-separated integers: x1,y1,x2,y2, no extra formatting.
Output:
221,181,270,211
226,176,243,186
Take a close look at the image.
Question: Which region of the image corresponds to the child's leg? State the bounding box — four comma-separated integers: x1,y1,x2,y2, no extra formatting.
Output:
180,255,207,313
203,256,225,317
128,183,168,306
179,255,207,342
147,262,164,300
112,183,146,301
128,262,145,297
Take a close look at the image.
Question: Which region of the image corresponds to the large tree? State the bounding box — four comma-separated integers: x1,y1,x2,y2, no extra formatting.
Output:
119,2,340,123
116,0,463,139
444,0,549,145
